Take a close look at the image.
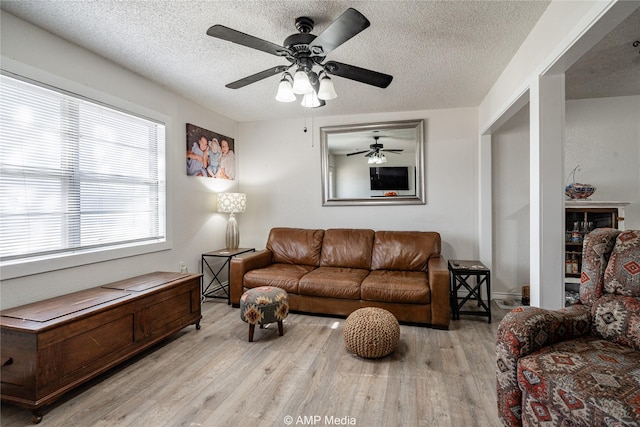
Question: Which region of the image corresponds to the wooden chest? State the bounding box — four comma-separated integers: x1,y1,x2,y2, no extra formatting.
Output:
1,271,202,423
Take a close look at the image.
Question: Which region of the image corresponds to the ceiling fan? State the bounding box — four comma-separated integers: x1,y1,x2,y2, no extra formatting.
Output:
206,8,393,107
347,136,404,158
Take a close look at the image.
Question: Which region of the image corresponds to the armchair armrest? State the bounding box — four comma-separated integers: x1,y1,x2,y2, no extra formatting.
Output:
229,250,273,305
428,256,450,329
496,304,592,426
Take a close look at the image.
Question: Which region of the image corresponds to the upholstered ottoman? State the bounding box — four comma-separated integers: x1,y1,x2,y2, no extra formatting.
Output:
240,286,289,342
343,307,400,358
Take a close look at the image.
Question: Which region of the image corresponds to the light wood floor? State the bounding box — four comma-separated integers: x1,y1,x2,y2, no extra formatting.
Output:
1,300,508,427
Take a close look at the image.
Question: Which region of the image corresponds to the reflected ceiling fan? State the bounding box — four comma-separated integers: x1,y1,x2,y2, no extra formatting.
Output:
347,136,404,158
206,8,393,107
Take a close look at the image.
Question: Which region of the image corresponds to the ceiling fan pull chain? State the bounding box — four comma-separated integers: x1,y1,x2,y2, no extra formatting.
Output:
303,114,315,148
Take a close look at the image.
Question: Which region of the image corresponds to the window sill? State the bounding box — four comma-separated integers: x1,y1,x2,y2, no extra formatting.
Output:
0,240,171,280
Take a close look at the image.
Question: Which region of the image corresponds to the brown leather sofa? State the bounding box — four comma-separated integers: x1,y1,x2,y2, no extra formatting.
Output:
229,228,450,328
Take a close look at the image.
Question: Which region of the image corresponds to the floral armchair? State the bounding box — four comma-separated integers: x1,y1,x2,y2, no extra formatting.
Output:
496,228,640,426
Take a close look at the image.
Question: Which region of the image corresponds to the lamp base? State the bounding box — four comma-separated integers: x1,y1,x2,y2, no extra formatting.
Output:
226,214,239,249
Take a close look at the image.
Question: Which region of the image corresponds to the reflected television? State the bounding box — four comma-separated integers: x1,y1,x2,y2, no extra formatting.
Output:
370,167,409,191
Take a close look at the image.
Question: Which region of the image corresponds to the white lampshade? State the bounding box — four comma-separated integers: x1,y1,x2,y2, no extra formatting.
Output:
292,70,313,94
317,75,337,100
275,78,296,102
368,155,376,164
217,192,246,214
378,153,387,164
301,91,321,108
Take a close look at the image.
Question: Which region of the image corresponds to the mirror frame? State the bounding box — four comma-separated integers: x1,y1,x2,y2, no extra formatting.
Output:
320,119,425,206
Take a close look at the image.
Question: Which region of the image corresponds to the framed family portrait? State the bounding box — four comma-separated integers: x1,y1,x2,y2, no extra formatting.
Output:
186,123,236,180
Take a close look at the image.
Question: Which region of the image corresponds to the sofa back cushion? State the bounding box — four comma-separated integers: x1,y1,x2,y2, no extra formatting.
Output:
371,231,440,272
592,294,640,351
320,229,374,269
266,228,324,267
580,228,621,306
603,230,640,297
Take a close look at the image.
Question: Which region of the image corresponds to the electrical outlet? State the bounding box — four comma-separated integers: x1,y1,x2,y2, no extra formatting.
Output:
178,262,188,273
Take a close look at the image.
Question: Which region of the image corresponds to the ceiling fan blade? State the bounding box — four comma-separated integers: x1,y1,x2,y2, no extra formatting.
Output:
324,61,393,88
309,8,370,57
207,25,290,57
382,149,403,153
346,150,369,156
226,65,290,89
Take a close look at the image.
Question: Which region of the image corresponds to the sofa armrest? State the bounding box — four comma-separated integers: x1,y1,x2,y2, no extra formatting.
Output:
428,256,450,329
495,304,592,426
229,250,273,305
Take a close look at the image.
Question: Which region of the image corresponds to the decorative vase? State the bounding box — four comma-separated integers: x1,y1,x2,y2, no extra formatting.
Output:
226,213,239,249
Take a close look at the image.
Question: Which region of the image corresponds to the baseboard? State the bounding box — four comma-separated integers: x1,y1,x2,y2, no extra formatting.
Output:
491,291,522,300
488,291,527,310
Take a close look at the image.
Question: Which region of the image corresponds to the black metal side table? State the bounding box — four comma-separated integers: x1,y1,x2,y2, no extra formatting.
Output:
448,260,491,323
201,248,255,304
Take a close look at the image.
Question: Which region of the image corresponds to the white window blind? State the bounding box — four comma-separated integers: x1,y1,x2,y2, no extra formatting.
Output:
0,72,166,266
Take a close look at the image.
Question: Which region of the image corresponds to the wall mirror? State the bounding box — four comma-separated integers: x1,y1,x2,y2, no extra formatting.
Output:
320,119,425,206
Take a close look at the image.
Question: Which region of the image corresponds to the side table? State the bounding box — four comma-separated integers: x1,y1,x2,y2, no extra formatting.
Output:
201,248,255,304
448,260,491,323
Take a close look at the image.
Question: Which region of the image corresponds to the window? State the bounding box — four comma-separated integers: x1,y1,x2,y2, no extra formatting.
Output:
0,72,166,274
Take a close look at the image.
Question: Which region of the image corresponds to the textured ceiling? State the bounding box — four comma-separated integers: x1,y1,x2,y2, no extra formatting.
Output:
1,0,552,122
565,6,640,100
2,1,635,123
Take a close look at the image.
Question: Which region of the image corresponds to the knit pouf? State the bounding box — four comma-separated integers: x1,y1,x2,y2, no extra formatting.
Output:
343,307,400,358
240,286,289,342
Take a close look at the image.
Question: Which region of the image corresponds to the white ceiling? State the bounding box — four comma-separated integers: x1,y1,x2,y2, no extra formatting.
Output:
565,6,640,100
1,1,637,123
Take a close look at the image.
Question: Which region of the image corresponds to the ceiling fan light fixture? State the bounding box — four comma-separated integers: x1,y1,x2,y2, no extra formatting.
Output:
368,155,377,164
301,90,321,108
378,153,387,164
292,70,313,94
207,9,393,110
317,75,337,100
275,74,296,102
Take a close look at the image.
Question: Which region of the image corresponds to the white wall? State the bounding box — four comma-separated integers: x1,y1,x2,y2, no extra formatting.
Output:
565,96,640,228
237,108,479,262
492,105,531,298
0,12,238,308
491,95,640,298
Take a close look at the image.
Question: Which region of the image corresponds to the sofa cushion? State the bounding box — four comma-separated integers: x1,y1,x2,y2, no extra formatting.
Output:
298,267,368,300
320,228,374,270
580,228,621,305
371,231,440,271
592,294,640,351
266,228,324,267
518,336,640,426
244,263,315,294
604,230,640,297
361,270,430,304
520,391,609,427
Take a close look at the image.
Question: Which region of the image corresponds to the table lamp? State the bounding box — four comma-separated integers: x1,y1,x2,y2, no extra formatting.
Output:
217,192,246,249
